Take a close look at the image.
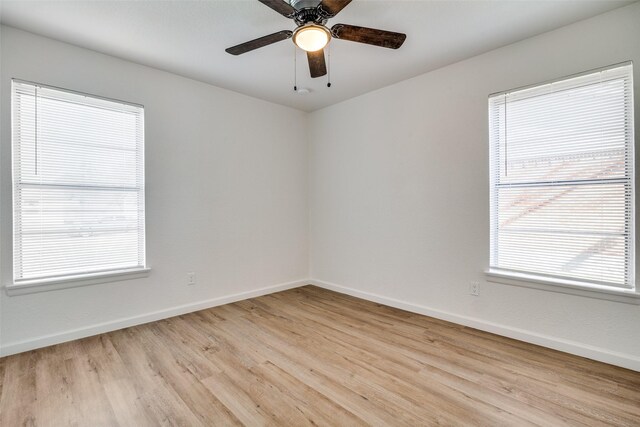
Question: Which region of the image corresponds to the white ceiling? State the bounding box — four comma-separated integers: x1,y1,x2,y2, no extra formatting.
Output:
0,0,633,112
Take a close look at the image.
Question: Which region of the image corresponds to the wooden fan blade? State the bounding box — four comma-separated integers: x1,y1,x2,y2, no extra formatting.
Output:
307,49,327,78
226,30,293,55
319,0,352,17
331,24,406,49
257,0,296,18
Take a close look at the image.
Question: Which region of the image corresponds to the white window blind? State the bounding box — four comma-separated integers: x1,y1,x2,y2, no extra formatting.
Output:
12,80,145,283
489,63,634,289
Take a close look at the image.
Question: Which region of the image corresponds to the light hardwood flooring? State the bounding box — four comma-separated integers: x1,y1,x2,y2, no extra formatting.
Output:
1,285,639,426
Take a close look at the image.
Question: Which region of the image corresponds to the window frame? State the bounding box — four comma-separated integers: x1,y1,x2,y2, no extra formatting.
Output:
8,79,149,295
486,62,640,304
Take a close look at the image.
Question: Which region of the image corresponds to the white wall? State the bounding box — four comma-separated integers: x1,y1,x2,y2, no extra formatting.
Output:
0,26,309,354
309,3,640,370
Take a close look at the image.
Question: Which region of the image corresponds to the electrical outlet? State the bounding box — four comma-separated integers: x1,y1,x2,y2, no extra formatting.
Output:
187,272,196,286
470,281,480,296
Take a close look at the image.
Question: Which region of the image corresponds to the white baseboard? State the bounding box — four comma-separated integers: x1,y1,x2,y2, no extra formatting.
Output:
310,279,640,372
5,278,639,372
0,279,308,357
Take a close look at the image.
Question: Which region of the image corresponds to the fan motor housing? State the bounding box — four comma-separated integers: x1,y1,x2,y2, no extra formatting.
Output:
287,0,321,10
295,8,328,26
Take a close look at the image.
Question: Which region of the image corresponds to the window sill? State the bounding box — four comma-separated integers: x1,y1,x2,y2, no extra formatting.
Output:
485,269,640,305
5,268,151,296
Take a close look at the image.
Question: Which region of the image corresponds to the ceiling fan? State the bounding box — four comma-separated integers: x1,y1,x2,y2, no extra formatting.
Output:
225,0,406,78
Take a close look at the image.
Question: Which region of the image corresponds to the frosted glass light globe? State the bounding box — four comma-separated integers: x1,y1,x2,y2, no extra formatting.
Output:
293,25,330,52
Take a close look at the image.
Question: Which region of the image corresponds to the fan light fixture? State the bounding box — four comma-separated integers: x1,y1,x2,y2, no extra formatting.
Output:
293,24,330,52
225,0,407,80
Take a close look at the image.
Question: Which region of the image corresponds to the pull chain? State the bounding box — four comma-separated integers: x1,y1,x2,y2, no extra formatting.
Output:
327,43,332,88
293,46,298,91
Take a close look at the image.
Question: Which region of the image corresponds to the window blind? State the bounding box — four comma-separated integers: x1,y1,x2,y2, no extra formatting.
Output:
12,80,145,283
489,63,634,289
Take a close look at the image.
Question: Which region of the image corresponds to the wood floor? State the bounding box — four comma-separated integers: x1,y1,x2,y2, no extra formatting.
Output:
1,286,639,426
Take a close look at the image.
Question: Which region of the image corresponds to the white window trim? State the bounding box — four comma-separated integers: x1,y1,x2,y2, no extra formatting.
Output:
5,267,151,296
485,269,640,305
487,61,636,301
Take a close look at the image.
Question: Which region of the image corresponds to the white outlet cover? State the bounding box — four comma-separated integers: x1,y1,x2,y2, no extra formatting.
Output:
470,281,480,296
187,272,196,285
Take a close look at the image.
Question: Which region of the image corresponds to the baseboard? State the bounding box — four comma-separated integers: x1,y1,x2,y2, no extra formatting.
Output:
310,279,640,372
0,279,308,357
6,278,638,372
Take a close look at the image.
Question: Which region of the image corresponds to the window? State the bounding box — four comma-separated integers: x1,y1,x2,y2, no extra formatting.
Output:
489,63,634,291
11,80,146,286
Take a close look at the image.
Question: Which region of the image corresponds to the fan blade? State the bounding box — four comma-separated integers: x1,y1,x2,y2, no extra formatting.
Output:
331,24,406,49
319,0,352,17
257,0,296,18
307,49,327,78
226,30,293,55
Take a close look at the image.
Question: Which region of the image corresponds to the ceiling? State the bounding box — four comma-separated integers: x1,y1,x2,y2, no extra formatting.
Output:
0,0,634,112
